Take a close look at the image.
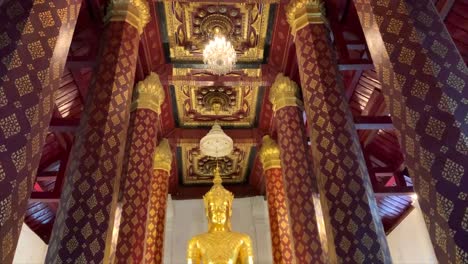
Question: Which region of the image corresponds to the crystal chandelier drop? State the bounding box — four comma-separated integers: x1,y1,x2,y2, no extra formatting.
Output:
200,122,233,158
203,36,237,76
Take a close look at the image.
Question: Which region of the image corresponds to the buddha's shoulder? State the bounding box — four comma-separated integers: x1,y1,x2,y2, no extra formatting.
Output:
228,231,252,242
192,231,250,240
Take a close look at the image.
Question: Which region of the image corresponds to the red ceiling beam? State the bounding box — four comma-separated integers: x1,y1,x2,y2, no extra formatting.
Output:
165,128,262,145
36,171,58,182
436,0,456,20
165,75,272,87
65,56,96,69
172,184,259,200
374,186,414,197
30,192,61,203
49,118,80,132
354,116,394,130
49,116,394,134
338,59,374,71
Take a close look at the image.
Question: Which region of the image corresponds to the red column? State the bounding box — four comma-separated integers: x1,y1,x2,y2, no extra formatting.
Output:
46,1,150,262
144,139,172,264
286,1,391,262
115,73,165,263
0,0,81,262
353,1,468,262
259,135,296,264
269,75,327,263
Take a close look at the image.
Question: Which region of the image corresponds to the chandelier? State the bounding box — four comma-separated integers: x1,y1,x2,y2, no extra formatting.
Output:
200,122,233,158
203,36,237,76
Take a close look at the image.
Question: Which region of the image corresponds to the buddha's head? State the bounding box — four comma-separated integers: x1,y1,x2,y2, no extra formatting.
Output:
203,167,234,231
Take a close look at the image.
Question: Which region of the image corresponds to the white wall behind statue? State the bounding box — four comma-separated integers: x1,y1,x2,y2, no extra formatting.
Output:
163,196,273,264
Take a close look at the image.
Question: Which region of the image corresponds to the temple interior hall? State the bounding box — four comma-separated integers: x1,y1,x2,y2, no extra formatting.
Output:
0,0,467,263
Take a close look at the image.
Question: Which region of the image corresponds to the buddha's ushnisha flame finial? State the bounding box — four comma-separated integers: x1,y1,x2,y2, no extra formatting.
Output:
213,166,223,185
203,166,234,206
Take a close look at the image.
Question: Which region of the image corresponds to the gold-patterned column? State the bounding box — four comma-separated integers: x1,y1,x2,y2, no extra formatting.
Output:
46,1,150,262
286,1,391,262
144,139,172,264
0,1,81,262
115,73,165,263
269,74,327,263
353,1,468,262
259,136,296,264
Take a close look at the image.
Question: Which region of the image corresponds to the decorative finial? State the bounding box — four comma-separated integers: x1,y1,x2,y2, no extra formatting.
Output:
286,0,326,36
258,135,282,170
153,139,172,173
213,166,223,185
269,73,303,112
105,0,151,35
131,72,165,113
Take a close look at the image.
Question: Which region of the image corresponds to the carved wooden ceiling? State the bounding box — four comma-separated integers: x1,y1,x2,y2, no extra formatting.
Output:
163,1,272,63
25,0,468,243
178,142,255,185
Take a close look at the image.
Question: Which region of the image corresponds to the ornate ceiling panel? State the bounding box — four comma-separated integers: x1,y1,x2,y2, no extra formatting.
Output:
163,2,271,62
171,69,262,128
178,143,254,185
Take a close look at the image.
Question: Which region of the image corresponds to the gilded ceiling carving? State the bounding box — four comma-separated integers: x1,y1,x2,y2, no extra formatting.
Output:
164,2,271,62
173,84,259,127
179,143,252,185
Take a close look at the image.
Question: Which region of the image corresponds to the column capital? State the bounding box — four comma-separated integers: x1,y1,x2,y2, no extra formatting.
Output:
105,0,150,35
286,0,326,36
259,135,281,171
131,72,165,114
269,73,303,112
153,139,172,173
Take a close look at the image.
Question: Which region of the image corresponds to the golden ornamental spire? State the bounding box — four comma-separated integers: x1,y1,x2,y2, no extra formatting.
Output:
131,72,165,114
153,139,172,173
203,166,234,209
286,0,326,36
258,135,282,171
269,73,303,112
105,0,151,35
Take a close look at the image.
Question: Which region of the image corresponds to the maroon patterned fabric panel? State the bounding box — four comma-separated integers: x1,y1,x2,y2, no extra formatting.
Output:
354,1,468,262
295,23,391,263
115,109,159,263
144,169,170,264
46,21,140,263
264,167,296,264
275,106,326,263
0,0,81,262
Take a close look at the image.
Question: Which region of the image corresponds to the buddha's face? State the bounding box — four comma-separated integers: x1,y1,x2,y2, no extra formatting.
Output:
207,199,230,226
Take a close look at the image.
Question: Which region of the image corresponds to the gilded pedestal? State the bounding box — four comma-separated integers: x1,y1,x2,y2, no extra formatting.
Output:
46,1,150,262
353,1,468,262
286,0,391,262
259,136,296,264
115,73,165,263
144,139,172,264
269,75,326,263
0,1,81,262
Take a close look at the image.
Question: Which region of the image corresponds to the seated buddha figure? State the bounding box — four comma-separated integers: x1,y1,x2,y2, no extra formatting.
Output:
187,167,254,264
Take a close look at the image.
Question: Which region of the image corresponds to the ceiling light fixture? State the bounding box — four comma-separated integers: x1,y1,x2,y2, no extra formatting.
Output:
203,35,237,76
200,122,233,158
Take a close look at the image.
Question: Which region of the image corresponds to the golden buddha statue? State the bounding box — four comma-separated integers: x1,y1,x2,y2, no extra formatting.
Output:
187,167,254,264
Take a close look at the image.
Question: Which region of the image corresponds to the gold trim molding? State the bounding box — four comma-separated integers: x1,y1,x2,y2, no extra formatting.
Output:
258,135,281,170
105,0,151,35
131,72,165,114
286,0,326,36
153,139,173,173
269,73,303,112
